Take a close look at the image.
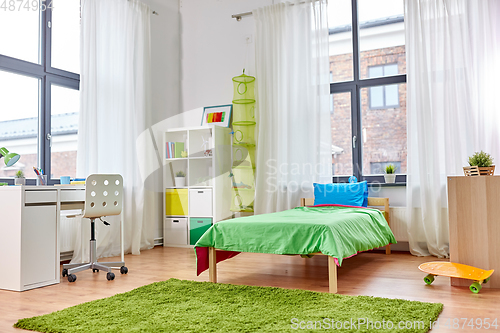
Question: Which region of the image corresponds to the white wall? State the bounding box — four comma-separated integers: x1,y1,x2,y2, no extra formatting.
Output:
179,0,271,125
369,185,406,206
141,0,180,240
144,0,181,124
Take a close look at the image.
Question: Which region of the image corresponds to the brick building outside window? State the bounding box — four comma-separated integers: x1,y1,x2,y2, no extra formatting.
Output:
329,8,407,178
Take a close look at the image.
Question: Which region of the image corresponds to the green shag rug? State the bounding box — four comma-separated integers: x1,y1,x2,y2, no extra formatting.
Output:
15,279,442,333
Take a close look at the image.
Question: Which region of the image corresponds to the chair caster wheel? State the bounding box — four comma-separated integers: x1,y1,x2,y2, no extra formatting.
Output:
62,269,68,277
93,269,99,273
107,272,115,281
68,274,77,283
120,266,128,274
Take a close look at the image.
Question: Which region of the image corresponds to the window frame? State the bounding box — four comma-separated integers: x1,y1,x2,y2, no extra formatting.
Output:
330,0,406,184
0,8,80,184
367,64,400,110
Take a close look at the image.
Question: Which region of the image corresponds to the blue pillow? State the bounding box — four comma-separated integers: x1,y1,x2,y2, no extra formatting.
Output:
313,181,368,207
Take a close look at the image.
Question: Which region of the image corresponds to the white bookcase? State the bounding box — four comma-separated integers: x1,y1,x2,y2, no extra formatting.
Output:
163,126,232,247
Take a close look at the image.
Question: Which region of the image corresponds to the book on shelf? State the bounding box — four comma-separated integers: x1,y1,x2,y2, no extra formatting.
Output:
166,142,185,159
166,142,174,159
175,142,184,158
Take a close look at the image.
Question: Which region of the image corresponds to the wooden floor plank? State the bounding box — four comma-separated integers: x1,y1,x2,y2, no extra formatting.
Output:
1,247,499,332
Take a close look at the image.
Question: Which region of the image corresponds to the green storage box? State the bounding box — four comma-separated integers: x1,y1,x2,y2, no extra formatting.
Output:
190,218,212,245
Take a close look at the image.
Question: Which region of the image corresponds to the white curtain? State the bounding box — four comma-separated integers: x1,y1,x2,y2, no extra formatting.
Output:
73,0,156,262
253,0,332,214
405,0,500,257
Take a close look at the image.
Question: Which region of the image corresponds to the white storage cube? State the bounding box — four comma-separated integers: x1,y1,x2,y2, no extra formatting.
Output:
164,217,188,245
189,189,213,217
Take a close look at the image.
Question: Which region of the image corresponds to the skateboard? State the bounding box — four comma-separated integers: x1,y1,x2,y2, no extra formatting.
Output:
419,262,494,294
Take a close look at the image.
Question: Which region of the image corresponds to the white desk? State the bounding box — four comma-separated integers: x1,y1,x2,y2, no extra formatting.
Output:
0,185,85,291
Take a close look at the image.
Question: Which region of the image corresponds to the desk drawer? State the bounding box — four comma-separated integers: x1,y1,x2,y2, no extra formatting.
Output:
25,190,57,204
60,189,85,202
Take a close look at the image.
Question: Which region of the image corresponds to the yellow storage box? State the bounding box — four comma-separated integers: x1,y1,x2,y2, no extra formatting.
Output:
165,189,188,216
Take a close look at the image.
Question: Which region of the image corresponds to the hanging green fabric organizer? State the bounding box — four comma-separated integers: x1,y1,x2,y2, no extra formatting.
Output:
231,72,257,213
232,104,256,126
232,74,256,104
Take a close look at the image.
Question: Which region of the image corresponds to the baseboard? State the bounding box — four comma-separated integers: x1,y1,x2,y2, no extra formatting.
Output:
60,251,74,262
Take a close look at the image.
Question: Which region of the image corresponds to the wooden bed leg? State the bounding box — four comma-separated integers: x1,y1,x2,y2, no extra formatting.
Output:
386,244,391,255
209,247,217,283
328,256,338,294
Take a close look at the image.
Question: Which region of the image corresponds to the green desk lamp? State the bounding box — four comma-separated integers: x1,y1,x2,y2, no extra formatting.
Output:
0,147,20,167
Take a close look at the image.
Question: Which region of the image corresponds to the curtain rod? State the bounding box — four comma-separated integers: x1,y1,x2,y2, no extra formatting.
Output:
232,11,252,21
233,1,318,21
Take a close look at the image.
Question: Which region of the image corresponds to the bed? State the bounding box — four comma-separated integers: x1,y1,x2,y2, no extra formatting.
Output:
194,197,395,293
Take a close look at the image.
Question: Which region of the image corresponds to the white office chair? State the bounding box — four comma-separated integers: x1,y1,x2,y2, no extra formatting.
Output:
62,174,128,282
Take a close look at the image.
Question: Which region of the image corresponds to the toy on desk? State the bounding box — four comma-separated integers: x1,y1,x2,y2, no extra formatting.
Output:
70,178,86,185
419,261,494,294
60,176,71,185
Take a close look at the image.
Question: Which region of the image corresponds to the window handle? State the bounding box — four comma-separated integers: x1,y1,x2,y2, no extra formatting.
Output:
47,133,52,148
352,136,356,149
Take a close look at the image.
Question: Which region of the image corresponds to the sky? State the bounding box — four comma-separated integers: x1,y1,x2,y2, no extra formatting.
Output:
329,0,404,27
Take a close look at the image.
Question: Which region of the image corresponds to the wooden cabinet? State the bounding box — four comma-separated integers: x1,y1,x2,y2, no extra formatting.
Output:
447,176,500,288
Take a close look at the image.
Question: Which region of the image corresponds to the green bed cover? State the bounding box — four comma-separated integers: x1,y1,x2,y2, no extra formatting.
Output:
195,205,396,266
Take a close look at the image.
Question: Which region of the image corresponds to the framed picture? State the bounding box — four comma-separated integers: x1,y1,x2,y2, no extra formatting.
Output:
201,104,232,127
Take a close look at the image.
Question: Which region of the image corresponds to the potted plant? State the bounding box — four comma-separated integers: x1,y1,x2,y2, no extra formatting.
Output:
175,171,186,187
15,170,26,185
384,164,396,183
464,151,495,176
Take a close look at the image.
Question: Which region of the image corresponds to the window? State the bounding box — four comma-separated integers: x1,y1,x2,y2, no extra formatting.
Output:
50,84,79,179
368,64,399,109
0,4,80,184
0,9,40,64
0,71,40,178
329,0,407,182
51,0,81,73
370,161,401,175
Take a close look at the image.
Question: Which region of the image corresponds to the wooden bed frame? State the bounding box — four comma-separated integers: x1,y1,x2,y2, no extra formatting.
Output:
208,197,391,293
